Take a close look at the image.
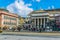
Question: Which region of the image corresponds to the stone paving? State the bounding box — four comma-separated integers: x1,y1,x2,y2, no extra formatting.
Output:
1,32,60,36
0,32,60,40
0,35,60,40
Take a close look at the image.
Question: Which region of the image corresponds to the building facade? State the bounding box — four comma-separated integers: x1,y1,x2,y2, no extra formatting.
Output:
29,9,60,31
0,9,18,29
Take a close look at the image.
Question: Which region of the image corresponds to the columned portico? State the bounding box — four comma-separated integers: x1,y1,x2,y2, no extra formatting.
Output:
32,17,48,29
30,10,49,30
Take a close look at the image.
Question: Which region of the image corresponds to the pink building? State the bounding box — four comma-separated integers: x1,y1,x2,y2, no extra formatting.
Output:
0,9,18,29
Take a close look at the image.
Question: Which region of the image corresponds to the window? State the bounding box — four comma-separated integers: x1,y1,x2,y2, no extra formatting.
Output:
4,15,16,20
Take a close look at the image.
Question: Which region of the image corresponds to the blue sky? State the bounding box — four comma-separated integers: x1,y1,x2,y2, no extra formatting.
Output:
0,0,60,17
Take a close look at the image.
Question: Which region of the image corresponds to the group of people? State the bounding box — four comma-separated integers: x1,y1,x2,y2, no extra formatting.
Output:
23,26,45,32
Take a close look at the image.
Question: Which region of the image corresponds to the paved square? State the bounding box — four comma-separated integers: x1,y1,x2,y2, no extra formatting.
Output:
0,35,60,40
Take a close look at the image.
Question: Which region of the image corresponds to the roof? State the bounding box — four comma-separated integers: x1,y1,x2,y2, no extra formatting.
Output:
0,8,19,18
0,8,9,12
45,9,60,11
29,9,60,15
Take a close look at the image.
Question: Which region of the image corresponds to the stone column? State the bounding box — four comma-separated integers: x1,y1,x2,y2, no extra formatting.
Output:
47,18,48,22
36,18,38,28
34,18,36,28
44,18,45,28
39,18,41,27
37,18,39,29
40,18,42,28
41,18,42,25
38,18,39,26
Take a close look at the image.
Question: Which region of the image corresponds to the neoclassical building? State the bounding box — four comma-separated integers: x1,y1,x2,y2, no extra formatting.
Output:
29,9,60,30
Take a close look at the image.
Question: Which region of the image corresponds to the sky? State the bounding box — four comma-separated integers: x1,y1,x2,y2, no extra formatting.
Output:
0,0,60,17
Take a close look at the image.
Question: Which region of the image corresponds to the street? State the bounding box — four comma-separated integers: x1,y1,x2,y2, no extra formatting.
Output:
0,35,60,40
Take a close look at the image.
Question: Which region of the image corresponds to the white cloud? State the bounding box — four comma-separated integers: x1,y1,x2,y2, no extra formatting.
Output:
52,5,55,9
48,6,51,9
36,0,41,2
7,0,33,17
7,4,15,13
26,4,32,6
32,0,41,2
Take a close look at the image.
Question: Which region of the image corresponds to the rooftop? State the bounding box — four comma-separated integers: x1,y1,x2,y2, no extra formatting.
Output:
0,8,19,17
29,9,60,14
0,8,9,12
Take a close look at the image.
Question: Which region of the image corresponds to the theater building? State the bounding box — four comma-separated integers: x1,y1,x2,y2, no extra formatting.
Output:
0,9,18,29
29,9,60,31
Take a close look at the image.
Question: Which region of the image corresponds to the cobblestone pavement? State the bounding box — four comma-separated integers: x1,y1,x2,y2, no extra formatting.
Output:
0,35,60,40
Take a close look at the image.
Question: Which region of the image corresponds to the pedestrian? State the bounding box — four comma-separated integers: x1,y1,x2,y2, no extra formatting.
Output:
39,28,41,32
